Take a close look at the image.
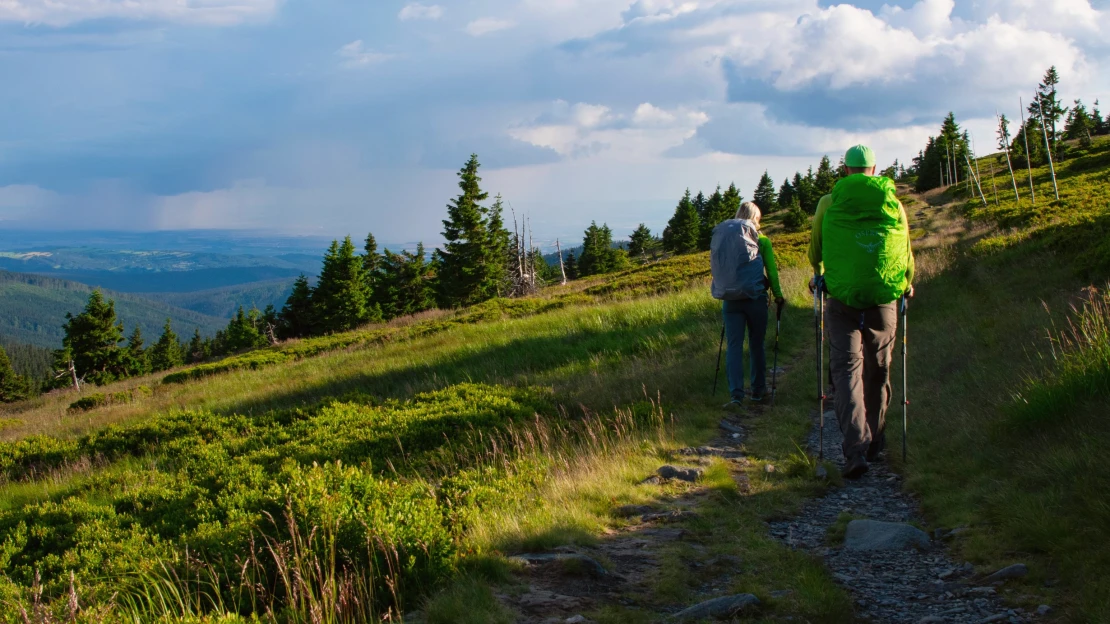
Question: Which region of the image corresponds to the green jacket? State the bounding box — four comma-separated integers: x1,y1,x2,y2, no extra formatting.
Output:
758,235,784,300
808,175,914,308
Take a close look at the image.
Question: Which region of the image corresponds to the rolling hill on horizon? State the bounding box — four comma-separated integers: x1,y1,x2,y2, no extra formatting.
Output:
0,271,228,349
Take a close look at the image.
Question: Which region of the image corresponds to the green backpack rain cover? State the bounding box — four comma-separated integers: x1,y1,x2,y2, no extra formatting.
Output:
821,175,910,308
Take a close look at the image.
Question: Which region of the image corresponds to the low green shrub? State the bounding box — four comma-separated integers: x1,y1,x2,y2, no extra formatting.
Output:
68,393,108,412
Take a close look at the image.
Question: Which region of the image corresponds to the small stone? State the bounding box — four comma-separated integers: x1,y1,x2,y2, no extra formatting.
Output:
769,589,793,598
656,465,703,483
565,616,591,624
719,419,745,435
843,520,931,551
981,563,1028,584
981,614,1008,623
916,617,944,624
816,465,829,479
1036,605,1052,616
765,464,776,473
508,553,608,578
642,510,699,523
669,594,760,621
613,504,654,518
731,433,741,439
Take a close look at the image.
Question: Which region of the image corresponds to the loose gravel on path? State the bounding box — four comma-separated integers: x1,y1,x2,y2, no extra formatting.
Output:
769,408,1035,624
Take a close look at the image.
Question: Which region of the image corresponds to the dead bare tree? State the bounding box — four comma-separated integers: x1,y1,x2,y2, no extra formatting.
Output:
555,239,567,286
1036,92,1061,201
54,360,82,392
1019,98,1037,205
997,112,1021,205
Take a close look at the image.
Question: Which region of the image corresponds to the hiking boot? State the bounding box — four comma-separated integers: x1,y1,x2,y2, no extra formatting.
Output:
722,399,744,413
866,434,886,462
749,392,765,403
841,454,869,480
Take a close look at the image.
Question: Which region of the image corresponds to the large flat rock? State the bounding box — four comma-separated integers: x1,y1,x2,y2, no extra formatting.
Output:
843,520,931,552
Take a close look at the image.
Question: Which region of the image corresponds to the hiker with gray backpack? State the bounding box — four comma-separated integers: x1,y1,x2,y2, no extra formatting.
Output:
711,201,785,412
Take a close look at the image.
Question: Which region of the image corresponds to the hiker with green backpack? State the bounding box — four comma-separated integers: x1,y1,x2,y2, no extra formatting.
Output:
711,201,785,412
809,145,915,479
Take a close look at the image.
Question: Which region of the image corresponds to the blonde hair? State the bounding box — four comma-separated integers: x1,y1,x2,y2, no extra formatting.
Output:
736,201,762,227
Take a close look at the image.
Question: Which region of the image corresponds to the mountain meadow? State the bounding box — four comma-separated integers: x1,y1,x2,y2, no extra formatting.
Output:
0,111,1109,621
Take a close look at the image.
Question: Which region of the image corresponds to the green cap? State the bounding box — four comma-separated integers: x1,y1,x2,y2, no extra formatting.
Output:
844,144,876,168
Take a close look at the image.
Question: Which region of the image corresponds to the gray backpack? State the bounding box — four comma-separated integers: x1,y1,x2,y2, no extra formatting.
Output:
710,219,766,300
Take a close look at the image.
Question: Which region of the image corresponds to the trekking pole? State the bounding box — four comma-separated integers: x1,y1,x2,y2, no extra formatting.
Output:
771,301,782,407
901,293,910,462
814,277,826,461
712,324,726,396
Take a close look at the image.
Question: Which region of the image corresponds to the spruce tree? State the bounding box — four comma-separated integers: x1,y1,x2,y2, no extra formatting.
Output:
1064,99,1095,145
564,252,579,280
55,289,127,386
579,222,628,276
278,275,315,339
753,171,777,213
0,346,31,403
314,236,377,333
699,184,738,250
814,156,837,197
125,326,150,377
692,191,708,223
997,115,1012,151
149,319,184,372
777,178,795,211
1093,100,1108,136
438,154,496,307
1032,66,1067,157
378,244,435,320
187,328,206,363
664,190,701,254
486,194,512,297
628,224,654,258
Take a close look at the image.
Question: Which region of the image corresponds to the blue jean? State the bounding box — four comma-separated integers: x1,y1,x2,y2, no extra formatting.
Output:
723,297,768,401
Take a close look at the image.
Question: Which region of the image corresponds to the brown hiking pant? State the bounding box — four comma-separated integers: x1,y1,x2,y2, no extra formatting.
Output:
826,297,898,459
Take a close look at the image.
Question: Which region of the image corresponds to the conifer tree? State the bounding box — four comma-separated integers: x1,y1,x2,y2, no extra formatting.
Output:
223,307,267,353
125,326,150,377
314,236,377,333
1093,100,1108,136
1031,66,1067,157
777,178,795,211
486,194,512,297
378,243,436,320
564,252,579,280
438,154,496,307
1064,99,1095,145
0,346,31,403
628,224,654,258
814,156,837,197
697,184,738,250
664,190,701,254
149,319,184,372
997,115,1012,151
278,275,315,339
54,289,127,386
579,222,628,276
692,191,707,222
187,328,206,363
753,171,777,212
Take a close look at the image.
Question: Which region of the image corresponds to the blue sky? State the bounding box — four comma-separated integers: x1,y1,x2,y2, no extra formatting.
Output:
0,0,1107,245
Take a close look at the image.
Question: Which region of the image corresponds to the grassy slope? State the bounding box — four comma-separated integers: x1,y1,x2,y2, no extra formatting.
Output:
894,136,1110,621
0,271,227,349
0,251,853,621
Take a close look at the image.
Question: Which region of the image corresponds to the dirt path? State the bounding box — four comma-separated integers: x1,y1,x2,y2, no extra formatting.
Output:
497,429,754,623
768,405,1037,624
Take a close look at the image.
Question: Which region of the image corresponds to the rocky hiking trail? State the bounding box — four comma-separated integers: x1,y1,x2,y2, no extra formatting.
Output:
496,426,761,623
494,362,1049,622
767,403,1050,624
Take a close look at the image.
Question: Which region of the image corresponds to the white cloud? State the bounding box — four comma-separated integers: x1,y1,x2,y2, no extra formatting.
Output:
510,101,708,160
336,40,392,68
466,17,516,37
398,2,443,21
0,0,277,26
